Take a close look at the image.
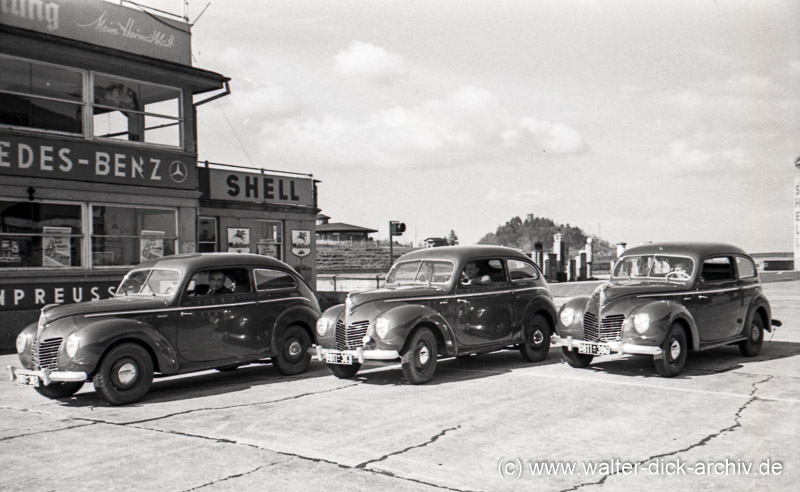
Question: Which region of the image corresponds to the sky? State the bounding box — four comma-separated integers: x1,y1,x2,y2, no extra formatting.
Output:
141,0,800,252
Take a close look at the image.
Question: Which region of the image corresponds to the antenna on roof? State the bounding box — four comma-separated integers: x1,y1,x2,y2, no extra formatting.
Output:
191,2,212,26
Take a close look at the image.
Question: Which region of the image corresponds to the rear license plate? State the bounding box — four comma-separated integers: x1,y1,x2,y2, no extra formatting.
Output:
578,342,611,356
325,352,353,365
15,373,40,387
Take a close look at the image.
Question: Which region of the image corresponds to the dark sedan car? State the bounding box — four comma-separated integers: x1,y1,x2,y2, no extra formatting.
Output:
312,246,556,384
551,242,781,376
10,254,320,405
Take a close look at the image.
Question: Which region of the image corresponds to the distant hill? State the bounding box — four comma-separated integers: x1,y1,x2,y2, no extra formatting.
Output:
478,216,613,258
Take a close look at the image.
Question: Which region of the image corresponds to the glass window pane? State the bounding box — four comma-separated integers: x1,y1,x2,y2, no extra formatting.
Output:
31,64,82,101
0,57,31,93
94,75,141,111
0,93,82,133
93,109,143,141
0,202,82,234
736,257,757,278
0,235,81,267
142,86,179,117
144,114,180,146
255,269,296,290
93,206,176,237
92,237,176,266
509,259,539,281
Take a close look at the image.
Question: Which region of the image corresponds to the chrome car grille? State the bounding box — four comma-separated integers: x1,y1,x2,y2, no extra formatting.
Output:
583,313,624,342
32,337,62,370
335,320,370,350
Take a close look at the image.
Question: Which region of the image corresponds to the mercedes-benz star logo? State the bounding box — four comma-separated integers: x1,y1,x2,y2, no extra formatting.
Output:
169,161,188,183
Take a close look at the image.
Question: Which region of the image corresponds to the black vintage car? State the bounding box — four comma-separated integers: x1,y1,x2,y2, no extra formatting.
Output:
312,246,557,384
10,254,320,405
551,242,781,376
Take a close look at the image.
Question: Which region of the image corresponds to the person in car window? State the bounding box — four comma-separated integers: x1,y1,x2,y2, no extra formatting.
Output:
460,262,482,285
207,271,232,295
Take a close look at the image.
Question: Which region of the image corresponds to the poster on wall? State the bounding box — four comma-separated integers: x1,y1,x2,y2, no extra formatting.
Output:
227,228,251,253
140,230,165,262
257,241,279,258
42,227,72,267
0,239,21,264
291,230,311,257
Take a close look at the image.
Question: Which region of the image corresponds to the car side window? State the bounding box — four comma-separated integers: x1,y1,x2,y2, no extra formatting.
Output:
508,259,539,281
735,257,757,279
254,268,296,291
459,258,507,287
185,267,251,296
700,257,735,283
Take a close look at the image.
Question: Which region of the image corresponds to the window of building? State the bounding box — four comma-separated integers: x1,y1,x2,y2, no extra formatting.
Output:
91,205,177,267
0,55,84,135
0,200,83,268
92,74,182,147
255,220,282,259
198,217,217,252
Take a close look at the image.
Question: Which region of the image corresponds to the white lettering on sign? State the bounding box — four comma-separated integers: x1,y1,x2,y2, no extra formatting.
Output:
19,143,33,168
77,12,175,49
0,0,60,31
35,289,45,304
14,289,24,305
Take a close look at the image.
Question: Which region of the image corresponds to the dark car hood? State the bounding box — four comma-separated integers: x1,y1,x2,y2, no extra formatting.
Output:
596,281,690,304
41,296,171,323
349,286,447,309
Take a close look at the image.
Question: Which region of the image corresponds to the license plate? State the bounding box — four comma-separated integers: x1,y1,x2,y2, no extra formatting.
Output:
15,373,40,387
325,352,353,365
578,342,611,356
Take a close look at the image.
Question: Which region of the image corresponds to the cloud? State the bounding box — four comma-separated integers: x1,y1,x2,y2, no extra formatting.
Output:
256,86,590,169
651,140,753,174
485,188,555,205
333,41,407,83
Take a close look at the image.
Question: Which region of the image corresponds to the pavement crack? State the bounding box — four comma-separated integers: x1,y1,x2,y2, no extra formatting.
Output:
355,425,461,469
560,375,774,492
123,383,359,425
182,461,282,491
0,421,97,442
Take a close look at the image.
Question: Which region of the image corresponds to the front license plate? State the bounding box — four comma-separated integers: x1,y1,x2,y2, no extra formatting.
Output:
578,342,611,356
15,373,40,387
325,352,353,365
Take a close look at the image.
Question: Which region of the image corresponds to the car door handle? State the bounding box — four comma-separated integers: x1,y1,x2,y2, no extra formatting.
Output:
180,312,195,317
697,295,708,300
457,299,469,303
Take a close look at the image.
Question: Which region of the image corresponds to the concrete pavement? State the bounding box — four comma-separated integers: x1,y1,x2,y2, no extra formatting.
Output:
1,280,798,491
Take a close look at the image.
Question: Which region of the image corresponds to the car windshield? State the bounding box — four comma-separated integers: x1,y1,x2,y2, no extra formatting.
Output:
385,260,454,286
612,255,695,282
116,268,182,296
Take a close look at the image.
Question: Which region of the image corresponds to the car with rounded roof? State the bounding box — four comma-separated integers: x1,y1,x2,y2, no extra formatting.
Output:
551,242,781,376
312,245,556,384
9,253,321,405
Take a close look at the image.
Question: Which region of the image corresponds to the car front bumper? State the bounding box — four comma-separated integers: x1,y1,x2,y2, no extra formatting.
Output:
310,345,400,364
551,335,663,357
7,365,88,386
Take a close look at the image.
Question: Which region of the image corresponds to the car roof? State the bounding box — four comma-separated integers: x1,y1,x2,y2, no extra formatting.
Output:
621,242,750,260
396,245,531,263
136,253,298,273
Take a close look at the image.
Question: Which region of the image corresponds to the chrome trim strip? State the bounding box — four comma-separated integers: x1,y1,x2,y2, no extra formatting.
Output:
85,300,261,318
385,289,516,303
257,297,309,304
513,286,548,293
638,286,742,298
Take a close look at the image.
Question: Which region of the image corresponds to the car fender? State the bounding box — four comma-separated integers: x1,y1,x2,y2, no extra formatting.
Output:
16,322,37,369
744,295,773,333
374,304,457,356
314,304,345,347
71,318,179,375
556,296,592,338
521,296,558,333
271,304,321,354
629,301,699,350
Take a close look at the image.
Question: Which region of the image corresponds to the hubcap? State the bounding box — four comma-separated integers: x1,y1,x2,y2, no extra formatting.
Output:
532,329,544,345
288,340,302,357
751,325,760,342
670,339,681,360
117,362,138,385
418,344,430,365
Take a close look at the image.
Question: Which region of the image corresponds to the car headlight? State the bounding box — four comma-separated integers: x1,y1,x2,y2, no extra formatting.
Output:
316,318,331,337
16,332,30,354
65,333,81,358
375,318,391,339
633,313,651,334
559,307,576,327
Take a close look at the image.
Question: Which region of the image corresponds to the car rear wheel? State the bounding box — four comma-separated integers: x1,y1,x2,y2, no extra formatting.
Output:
561,347,593,368
653,323,687,377
93,343,154,405
35,381,84,399
401,327,438,384
520,314,551,362
272,325,312,376
738,315,764,357
327,362,361,379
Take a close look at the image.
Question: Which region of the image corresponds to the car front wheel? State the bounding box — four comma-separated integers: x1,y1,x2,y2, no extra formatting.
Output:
520,314,551,362
739,315,764,357
35,381,84,399
327,362,361,379
401,327,438,384
272,325,312,376
93,343,154,405
653,323,688,377
561,347,593,368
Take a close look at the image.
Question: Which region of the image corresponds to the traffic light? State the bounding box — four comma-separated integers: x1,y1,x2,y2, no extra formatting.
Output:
390,222,406,236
